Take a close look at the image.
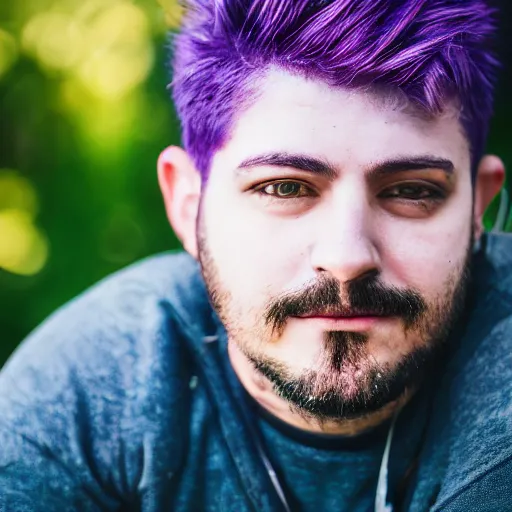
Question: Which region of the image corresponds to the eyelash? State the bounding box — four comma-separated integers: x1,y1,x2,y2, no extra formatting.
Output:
254,180,316,201
253,180,447,203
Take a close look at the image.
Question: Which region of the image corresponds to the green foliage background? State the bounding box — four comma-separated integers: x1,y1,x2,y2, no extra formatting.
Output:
1,0,511,366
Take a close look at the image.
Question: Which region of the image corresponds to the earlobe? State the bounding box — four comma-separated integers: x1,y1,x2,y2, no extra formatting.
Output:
473,155,505,240
157,146,202,259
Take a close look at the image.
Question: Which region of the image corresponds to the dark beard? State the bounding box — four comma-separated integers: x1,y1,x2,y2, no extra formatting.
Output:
247,244,473,422
248,334,440,421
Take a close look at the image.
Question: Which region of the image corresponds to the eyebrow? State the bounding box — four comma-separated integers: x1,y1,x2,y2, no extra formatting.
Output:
236,152,454,180
237,153,338,180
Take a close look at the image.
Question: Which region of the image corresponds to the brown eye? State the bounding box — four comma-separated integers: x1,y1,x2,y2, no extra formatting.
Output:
378,181,449,218
380,183,445,201
257,181,314,199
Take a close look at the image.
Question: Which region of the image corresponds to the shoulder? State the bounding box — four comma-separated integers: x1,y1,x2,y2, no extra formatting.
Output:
0,250,203,494
431,233,512,508
1,250,200,386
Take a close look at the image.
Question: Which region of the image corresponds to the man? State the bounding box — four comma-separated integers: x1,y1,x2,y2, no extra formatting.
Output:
1,0,511,510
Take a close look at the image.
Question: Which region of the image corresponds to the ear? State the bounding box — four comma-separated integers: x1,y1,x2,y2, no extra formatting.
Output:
473,154,506,241
158,146,202,259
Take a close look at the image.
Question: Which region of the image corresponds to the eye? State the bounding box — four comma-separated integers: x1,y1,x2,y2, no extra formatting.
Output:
378,180,449,217
254,180,316,199
379,182,446,201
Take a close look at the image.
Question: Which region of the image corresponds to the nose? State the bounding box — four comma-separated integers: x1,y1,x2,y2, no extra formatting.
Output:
309,190,381,285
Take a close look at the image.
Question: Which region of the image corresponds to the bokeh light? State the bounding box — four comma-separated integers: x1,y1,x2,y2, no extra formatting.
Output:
98,206,146,265
0,210,49,277
22,11,85,72
22,0,154,100
0,171,49,276
0,29,18,78
76,3,154,100
0,170,38,216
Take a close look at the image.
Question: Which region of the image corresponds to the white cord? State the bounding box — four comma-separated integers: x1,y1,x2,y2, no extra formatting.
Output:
374,411,399,512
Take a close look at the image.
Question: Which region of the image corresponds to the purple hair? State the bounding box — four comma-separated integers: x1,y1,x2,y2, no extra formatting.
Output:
171,0,499,183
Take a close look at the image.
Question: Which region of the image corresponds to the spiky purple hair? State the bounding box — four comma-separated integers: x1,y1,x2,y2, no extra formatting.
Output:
171,0,499,183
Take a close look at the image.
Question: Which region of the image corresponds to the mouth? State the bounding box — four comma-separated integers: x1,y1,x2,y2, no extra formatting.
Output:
294,311,392,331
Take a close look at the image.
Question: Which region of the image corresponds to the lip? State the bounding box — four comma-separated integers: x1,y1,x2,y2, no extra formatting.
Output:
294,315,388,331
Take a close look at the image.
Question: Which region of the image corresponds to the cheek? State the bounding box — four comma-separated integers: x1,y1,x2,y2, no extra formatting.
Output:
205,171,311,268
202,191,302,314
379,192,472,295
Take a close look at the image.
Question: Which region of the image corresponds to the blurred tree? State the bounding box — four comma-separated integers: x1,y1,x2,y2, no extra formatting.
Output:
0,0,511,365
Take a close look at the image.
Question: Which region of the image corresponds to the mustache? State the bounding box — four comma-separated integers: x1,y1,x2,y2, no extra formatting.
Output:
264,273,427,335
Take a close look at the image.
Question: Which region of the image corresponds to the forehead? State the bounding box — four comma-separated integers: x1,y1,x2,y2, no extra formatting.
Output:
213,68,470,176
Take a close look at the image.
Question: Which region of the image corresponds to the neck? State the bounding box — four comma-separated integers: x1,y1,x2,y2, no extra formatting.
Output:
227,340,415,437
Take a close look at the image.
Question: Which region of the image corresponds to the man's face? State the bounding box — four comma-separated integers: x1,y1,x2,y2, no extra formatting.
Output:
196,69,473,421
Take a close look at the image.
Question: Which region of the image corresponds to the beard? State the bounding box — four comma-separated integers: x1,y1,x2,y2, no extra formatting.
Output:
196,206,473,422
